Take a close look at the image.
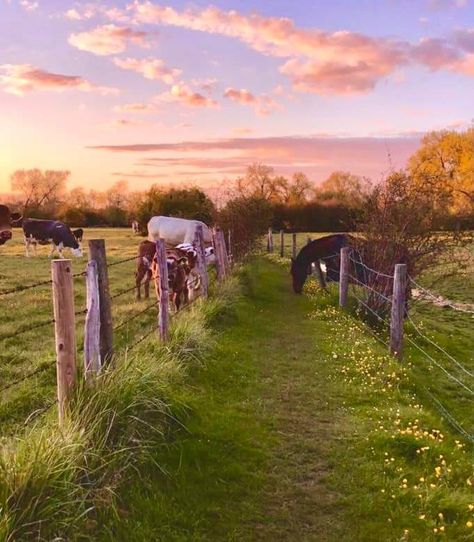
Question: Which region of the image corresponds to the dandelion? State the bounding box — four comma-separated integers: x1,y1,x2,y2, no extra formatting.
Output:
466,521,473,528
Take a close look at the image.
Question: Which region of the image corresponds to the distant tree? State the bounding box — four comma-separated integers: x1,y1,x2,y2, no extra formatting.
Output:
135,186,216,232
408,129,474,214
236,163,278,201
317,171,372,207
10,169,69,214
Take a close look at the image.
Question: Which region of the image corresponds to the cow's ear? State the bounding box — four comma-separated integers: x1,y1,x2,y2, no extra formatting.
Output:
10,213,22,224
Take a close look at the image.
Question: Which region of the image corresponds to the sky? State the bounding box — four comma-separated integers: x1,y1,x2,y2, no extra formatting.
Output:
1,0,474,194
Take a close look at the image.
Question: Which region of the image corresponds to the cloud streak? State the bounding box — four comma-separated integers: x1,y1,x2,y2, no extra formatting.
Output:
0,64,118,96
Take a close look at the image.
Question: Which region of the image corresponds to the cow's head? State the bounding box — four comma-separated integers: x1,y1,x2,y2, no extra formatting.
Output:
205,246,216,265
0,205,22,246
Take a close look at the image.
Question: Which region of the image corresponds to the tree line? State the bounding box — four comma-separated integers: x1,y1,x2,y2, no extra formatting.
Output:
4,128,474,245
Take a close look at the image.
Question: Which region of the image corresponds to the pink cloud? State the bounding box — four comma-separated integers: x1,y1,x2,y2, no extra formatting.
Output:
68,24,149,56
89,134,420,182
113,56,181,83
0,63,118,96
454,28,474,52
223,87,280,115
156,83,218,107
129,3,474,95
20,0,38,12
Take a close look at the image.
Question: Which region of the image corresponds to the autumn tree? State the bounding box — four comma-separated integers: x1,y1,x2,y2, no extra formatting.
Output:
316,171,372,207
408,128,474,214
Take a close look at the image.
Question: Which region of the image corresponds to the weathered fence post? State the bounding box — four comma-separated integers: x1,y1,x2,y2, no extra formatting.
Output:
227,229,233,266
88,240,113,363
339,247,350,308
280,230,284,257
213,228,226,282
51,259,77,425
84,260,101,380
195,224,209,298
292,233,297,259
155,239,169,342
390,263,407,359
267,228,273,253
219,229,230,274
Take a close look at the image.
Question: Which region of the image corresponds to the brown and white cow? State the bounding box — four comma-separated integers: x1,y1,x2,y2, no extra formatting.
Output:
135,240,198,310
0,205,22,246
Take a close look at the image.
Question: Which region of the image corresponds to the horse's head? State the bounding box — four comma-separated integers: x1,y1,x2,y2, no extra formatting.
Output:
290,257,307,294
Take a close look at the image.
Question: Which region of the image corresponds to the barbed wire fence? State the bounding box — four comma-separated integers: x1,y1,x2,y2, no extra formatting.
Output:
0,227,232,430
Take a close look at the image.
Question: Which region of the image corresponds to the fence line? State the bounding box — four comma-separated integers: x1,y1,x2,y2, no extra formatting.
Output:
0,227,233,428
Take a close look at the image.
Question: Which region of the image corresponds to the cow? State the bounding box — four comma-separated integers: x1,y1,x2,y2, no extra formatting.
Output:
135,240,200,310
72,228,84,243
147,216,213,246
23,218,83,258
0,205,22,246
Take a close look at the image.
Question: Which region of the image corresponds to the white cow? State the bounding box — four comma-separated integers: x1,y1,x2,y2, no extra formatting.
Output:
147,216,213,246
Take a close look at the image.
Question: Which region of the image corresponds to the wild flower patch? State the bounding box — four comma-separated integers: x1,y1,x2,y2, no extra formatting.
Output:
308,302,474,540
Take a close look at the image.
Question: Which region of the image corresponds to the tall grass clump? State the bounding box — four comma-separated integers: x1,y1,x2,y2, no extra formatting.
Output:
0,277,241,541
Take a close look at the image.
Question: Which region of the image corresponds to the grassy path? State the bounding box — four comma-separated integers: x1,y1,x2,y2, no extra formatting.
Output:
102,257,345,541
101,258,474,541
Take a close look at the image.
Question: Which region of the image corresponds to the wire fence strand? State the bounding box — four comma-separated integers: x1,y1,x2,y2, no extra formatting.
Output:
0,360,56,394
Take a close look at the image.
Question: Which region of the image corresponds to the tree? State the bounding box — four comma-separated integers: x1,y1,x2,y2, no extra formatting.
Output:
317,171,372,207
135,186,216,232
408,128,474,214
236,163,278,201
10,169,69,213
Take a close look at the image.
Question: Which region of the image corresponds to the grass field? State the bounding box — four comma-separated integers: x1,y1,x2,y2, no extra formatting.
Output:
0,228,149,434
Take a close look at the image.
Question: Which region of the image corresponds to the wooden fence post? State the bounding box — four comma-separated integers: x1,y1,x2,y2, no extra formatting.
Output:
313,260,327,289
88,240,113,363
280,230,284,257
195,224,209,298
219,229,230,274
84,260,101,380
292,233,297,259
227,229,233,266
155,239,169,342
267,228,273,253
51,259,77,425
390,264,407,359
339,247,350,308
213,229,225,282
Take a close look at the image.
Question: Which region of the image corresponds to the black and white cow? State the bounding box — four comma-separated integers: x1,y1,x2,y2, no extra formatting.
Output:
0,205,22,246
23,218,83,258
72,228,84,243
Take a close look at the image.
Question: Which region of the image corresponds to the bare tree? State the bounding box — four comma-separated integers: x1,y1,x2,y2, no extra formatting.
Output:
10,169,69,213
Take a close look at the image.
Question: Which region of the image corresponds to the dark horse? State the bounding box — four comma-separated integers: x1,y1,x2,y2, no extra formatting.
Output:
290,234,363,294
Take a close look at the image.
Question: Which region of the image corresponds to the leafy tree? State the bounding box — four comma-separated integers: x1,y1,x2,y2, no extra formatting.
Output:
135,186,216,232
317,171,372,207
408,128,474,214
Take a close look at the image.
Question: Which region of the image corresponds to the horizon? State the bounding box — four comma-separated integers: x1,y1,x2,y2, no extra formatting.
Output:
2,0,474,192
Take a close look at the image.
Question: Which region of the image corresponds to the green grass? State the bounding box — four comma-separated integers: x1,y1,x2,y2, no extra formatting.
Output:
0,228,149,434
0,230,472,540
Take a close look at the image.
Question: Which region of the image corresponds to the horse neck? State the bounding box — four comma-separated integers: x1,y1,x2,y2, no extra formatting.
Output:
295,244,315,266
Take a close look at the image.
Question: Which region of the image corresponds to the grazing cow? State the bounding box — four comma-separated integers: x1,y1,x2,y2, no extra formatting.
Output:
147,216,212,246
0,205,22,246
131,220,140,234
72,228,84,243
23,218,83,258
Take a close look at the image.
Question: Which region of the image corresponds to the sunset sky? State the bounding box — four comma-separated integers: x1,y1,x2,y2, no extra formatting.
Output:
1,0,474,193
